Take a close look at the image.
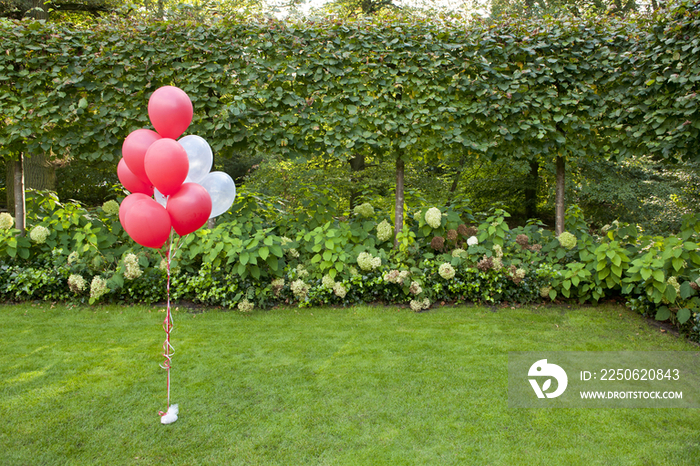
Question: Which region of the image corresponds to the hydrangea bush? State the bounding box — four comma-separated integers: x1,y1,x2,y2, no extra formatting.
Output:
1,190,699,342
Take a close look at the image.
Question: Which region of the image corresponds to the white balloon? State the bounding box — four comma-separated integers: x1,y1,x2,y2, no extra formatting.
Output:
179,135,213,184
199,171,236,218
154,188,168,208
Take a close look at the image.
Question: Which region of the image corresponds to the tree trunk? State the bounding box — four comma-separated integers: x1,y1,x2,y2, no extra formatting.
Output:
394,157,405,249
6,152,55,233
555,155,565,236
447,153,467,203
348,152,366,210
13,157,26,235
7,152,56,205
28,0,49,19
24,152,56,193
524,160,539,220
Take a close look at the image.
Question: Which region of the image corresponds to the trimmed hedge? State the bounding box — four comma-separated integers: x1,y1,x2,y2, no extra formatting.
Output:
0,1,698,166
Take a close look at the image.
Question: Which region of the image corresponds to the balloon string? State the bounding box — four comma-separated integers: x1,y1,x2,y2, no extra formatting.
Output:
159,229,175,417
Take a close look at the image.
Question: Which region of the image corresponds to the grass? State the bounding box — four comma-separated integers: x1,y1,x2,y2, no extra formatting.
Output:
1,302,698,465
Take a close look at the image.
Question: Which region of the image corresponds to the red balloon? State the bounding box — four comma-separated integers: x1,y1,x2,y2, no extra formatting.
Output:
122,129,161,184
144,138,189,196
166,183,212,236
123,198,172,249
117,158,154,196
119,193,151,229
148,86,193,140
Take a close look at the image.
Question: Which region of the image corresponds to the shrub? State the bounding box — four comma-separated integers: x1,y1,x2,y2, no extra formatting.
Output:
1,189,699,343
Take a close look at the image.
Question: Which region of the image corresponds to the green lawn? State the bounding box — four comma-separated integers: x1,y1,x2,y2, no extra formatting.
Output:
1,303,698,465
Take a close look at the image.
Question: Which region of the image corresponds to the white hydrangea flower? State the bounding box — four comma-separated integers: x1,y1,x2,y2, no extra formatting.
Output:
384,269,401,284
493,244,503,259
237,299,254,313
557,232,577,250
357,251,381,271
67,251,80,265
68,274,86,293
540,286,552,298
270,278,284,288
271,278,285,288
280,237,299,258
467,236,478,246
492,257,503,271
452,248,466,258
515,268,526,279
410,298,431,312
123,253,142,280
0,212,14,230
438,262,456,280
291,279,309,299
667,277,681,297
424,207,442,229
271,278,285,296
29,225,50,244
322,274,336,290
102,200,120,216
333,282,347,298
376,219,393,242
409,281,422,295
295,265,309,279
90,276,109,301
353,202,375,218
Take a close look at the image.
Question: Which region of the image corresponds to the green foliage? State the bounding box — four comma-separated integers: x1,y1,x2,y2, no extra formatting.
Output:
0,262,71,301
2,6,698,169
55,158,120,206
572,157,700,233
610,0,700,161
3,189,700,342
2,5,700,343
0,226,30,259
477,209,511,247
623,235,700,304
489,0,643,20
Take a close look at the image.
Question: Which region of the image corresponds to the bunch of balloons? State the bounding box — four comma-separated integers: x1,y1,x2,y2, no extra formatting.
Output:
116,86,236,424
117,86,236,248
